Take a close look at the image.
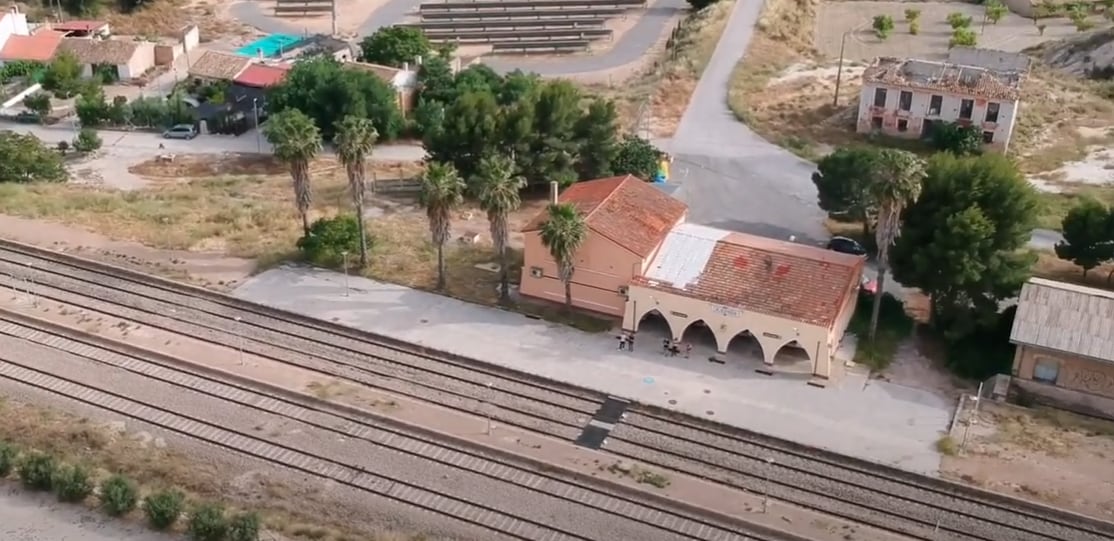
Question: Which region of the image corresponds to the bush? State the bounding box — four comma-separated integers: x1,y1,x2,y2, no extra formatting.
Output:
23,93,51,121
904,8,920,21
950,28,978,48
17,451,56,491
188,502,229,541
52,463,94,502
144,489,185,530
297,215,368,267
985,0,1008,23
909,20,920,34
0,442,17,476
931,121,982,155
227,511,261,541
100,474,139,516
74,128,102,153
872,14,895,39
56,140,70,154
947,12,972,28
943,306,1017,380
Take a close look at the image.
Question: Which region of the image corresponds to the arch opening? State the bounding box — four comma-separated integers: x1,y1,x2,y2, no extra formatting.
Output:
635,309,673,340
679,319,717,353
772,340,812,370
727,330,764,361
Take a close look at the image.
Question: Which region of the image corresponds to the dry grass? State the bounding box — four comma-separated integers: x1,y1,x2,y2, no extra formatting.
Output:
588,0,736,136
1030,250,1114,291
105,0,253,41
1034,183,1114,230
984,406,1114,455
1010,73,1114,174
0,399,428,541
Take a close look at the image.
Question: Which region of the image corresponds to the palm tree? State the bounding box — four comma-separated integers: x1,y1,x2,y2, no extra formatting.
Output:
263,110,322,237
473,154,526,303
334,116,379,266
868,149,926,340
419,162,466,290
539,202,587,313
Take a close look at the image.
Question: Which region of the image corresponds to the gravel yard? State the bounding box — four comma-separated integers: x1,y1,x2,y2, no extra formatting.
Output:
0,485,180,541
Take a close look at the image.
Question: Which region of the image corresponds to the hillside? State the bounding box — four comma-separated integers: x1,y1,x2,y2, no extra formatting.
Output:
1031,28,1114,78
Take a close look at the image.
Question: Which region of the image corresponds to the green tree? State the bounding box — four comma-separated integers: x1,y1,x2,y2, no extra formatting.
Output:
334,115,379,266
419,162,466,290
22,93,51,122
264,109,323,236
358,26,432,67
811,146,881,238
473,154,526,302
498,70,541,105
873,15,895,39
868,149,926,341
539,203,587,312
41,51,81,97
509,80,582,186
1054,198,1114,276
612,135,662,179
931,122,982,155
890,153,1038,337
416,55,457,104
75,85,108,127
74,128,102,153
574,99,619,180
950,28,978,48
268,57,403,141
0,132,67,183
985,0,1008,24
425,90,503,180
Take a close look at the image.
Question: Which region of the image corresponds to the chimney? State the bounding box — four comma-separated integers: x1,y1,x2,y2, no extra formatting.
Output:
549,181,559,205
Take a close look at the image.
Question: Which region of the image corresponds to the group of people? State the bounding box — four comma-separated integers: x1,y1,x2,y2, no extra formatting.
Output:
616,331,693,358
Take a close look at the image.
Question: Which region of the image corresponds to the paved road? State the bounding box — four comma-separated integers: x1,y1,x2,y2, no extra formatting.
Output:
228,0,686,76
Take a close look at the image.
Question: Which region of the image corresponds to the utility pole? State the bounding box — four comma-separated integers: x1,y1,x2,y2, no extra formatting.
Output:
252,98,262,153
832,31,850,107
331,0,338,36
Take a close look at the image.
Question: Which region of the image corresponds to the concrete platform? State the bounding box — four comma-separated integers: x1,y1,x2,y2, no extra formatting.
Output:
234,266,953,475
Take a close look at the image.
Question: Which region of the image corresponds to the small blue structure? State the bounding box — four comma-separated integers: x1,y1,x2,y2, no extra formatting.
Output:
236,34,303,58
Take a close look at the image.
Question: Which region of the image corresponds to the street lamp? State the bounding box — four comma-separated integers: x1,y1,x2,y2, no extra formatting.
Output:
341,251,350,297
233,316,244,365
762,457,775,513
833,31,852,107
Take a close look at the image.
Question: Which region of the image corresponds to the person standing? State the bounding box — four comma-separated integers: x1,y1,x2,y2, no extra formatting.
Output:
627,332,635,352
617,334,626,351
685,343,693,359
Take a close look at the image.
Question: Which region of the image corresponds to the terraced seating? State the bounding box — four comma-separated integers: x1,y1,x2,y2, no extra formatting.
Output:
274,4,333,14
403,19,608,31
423,27,613,44
418,0,644,12
491,39,591,54
419,7,626,20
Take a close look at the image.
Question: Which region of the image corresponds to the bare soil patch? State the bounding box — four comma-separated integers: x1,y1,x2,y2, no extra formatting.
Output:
1031,249,1114,291
942,401,1114,520
106,0,253,42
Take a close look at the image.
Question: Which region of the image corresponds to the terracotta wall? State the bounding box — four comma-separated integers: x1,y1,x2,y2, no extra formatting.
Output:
519,230,643,316
1013,345,1114,399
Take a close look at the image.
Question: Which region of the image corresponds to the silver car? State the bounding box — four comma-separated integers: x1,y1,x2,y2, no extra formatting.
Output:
162,124,198,140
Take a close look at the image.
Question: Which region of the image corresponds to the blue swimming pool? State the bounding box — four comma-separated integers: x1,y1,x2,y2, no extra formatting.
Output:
236,33,303,58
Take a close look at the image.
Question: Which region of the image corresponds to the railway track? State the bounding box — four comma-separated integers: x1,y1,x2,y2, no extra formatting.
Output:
2,240,1113,541
0,313,792,541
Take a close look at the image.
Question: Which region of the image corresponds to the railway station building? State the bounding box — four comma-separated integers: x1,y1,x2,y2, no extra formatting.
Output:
520,177,866,380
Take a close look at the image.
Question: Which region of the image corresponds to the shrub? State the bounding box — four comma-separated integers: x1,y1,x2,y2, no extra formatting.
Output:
909,21,920,34
1074,17,1095,31
1038,23,1047,35
930,121,983,155
188,502,229,541
100,474,139,516
949,28,978,48
296,215,368,268
52,463,94,502
23,93,51,122
985,0,1008,24
936,435,959,456
872,14,895,39
946,12,973,28
18,452,56,490
0,442,17,476
227,512,262,541
904,8,921,21
74,128,102,153
144,489,185,530
56,140,70,154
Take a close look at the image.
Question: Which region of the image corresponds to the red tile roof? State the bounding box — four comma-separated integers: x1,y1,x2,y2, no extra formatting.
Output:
0,31,63,62
233,63,291,88
523,175,687,258
52,20,108,32
633,230,865,328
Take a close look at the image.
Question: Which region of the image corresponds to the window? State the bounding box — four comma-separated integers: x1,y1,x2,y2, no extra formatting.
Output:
928,95,943,116
530,266,544,278
871,116,883,130
985,102,1000,123
1033,358,1059,384
982,131,994,144
898,91,913,111
897,119,909,132
959,99,974,120
873,88,887,107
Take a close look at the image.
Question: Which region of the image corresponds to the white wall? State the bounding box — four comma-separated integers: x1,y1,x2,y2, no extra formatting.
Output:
0,10,30,49
1,82,41,109
118,42,156,79
857,82,1020,152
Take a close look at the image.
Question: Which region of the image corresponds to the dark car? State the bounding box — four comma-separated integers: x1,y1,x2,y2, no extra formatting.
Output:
826,236,867,256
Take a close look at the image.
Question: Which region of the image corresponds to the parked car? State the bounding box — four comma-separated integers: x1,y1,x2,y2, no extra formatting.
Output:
826,236,866,256
162,124,198,140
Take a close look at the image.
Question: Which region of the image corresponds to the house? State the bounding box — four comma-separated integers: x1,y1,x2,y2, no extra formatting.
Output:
58,37,156,80
187,49,253,83
0,29,63,65
625,224,863,379
348,61,419,115
519,175,688,317
281,34,352,62
233,62,291,89
857,48,1030,153
0,7,30,50
1009,278,1114,417
50,20,110,38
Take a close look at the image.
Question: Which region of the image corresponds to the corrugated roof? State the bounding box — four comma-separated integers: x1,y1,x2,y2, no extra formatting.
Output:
59,37,138,65
1010,278,1114,363
633,229,865,328
189,49,252,80
522,175,688,258
234,63,291,88
0,31,63,62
